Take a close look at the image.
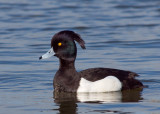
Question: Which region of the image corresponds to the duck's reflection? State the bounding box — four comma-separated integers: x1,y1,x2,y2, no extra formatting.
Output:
54,92,78,114
77,92,122,103
122,90,143,102
53,90,143,114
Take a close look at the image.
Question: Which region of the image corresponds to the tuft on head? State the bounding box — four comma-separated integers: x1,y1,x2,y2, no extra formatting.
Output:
52,30,86,49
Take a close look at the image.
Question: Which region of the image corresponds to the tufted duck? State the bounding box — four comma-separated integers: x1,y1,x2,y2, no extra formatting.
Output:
39,30,143,93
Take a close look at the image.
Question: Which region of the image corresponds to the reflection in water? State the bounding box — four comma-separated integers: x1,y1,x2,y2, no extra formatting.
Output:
56,101,77,114
54,92,78,114
122,90,143,102
53,90,143,114
77,92,122,103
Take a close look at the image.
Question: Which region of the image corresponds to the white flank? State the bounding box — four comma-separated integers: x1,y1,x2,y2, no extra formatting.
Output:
77,76,122,92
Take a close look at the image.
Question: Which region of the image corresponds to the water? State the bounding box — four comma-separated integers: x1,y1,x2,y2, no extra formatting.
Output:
0,0,160,113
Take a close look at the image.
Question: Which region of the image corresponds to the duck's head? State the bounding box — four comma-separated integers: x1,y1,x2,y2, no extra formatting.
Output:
39,30,86,61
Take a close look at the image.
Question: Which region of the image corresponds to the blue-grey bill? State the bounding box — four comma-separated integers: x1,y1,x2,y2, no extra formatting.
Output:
39,47,54,60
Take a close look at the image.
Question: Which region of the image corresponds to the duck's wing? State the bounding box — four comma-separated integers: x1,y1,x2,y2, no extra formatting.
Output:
79,68,138,81
79,68,143,90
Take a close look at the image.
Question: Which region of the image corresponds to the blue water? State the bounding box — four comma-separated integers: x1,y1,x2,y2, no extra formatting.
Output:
1,0,160,113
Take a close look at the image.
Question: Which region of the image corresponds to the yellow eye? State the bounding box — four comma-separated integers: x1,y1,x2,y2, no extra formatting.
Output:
58,42,62,46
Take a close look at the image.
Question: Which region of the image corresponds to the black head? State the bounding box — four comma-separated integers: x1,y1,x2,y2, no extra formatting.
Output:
51,30,86,61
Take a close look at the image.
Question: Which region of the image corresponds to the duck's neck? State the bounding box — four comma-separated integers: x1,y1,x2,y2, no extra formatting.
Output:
59,59,76,71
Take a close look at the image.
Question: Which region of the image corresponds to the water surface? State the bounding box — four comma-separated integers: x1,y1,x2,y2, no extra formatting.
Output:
1,0,160,113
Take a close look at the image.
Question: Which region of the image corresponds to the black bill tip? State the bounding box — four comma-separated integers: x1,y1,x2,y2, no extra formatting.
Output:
39,56,42,60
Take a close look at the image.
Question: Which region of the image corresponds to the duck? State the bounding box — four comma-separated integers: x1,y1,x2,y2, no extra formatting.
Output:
39,30,143,93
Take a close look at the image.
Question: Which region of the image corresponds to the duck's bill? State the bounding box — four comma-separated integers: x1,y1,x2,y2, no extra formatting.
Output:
39,47,55,60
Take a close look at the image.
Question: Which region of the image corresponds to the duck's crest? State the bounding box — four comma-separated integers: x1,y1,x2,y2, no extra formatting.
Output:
56,30,86,49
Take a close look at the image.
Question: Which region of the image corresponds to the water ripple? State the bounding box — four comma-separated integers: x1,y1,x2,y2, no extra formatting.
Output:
0,0,160,113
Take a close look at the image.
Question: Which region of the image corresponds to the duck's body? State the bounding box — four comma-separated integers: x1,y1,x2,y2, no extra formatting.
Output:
39,30,143,93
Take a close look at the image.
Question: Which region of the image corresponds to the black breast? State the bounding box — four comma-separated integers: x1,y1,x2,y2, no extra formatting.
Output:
53,69,81,92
